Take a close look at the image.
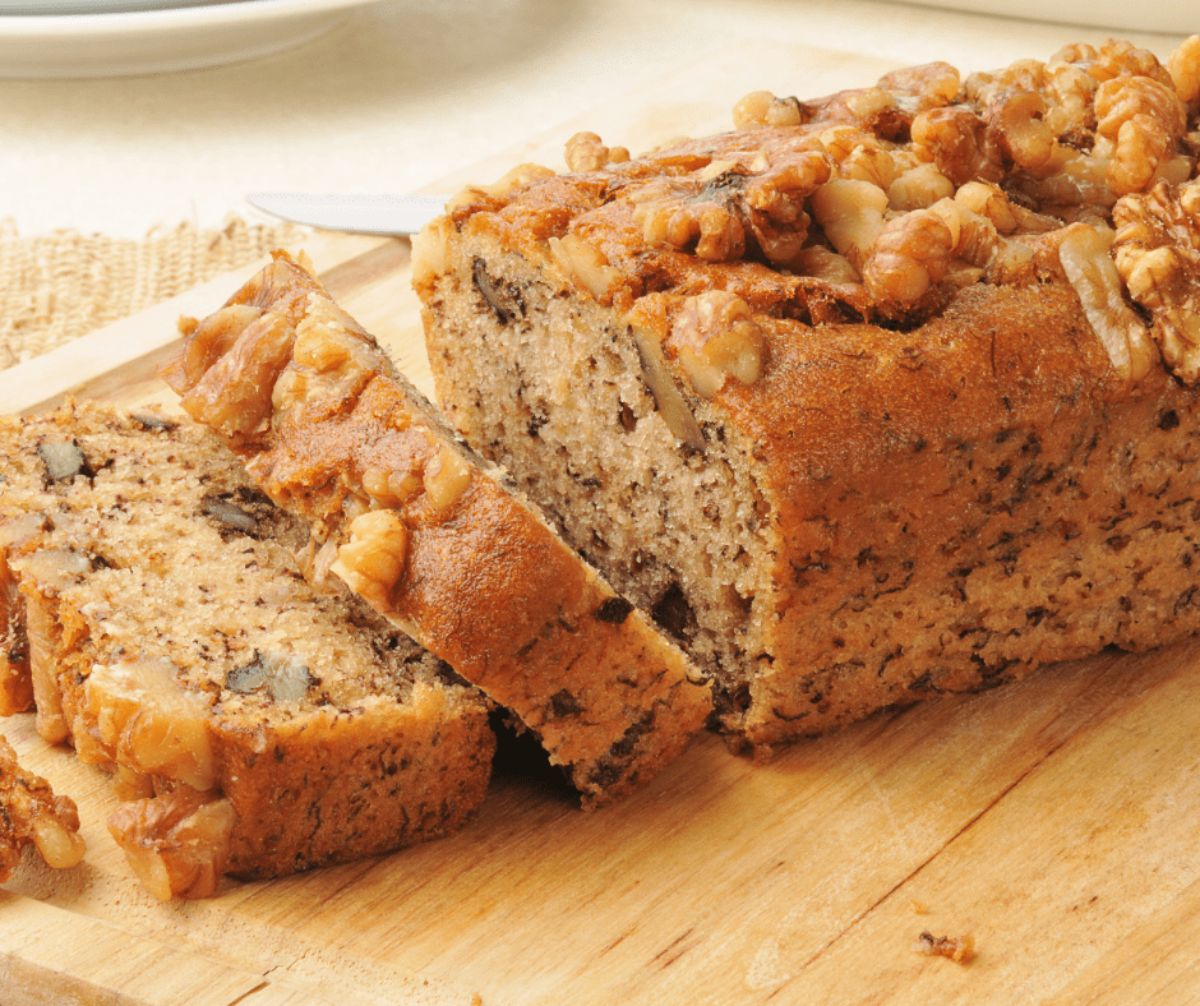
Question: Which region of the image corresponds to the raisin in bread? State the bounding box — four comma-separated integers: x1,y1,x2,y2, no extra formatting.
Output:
0,402,493,898
0,734,85,881
415,37,1200,752
163,257,711,807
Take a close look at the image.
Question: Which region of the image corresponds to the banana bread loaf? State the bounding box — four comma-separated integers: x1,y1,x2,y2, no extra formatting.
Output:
0,402,494,898
415,37,1200,751
163,258,711,808
0,734,85,882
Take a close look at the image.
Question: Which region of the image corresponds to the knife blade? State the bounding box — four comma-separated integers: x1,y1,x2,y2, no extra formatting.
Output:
246,192,446,237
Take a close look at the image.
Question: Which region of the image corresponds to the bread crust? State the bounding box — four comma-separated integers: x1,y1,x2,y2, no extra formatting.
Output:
166,259,711,807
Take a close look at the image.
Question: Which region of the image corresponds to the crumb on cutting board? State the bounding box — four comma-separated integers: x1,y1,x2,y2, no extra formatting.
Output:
914,930,975,965
911,899,930,915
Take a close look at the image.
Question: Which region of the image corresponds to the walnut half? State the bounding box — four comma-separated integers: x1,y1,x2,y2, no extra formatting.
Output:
0,735,85,881
669,291,767,399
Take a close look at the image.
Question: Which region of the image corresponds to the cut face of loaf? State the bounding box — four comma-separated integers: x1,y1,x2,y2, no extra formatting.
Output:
164,257,711,808
0,403,494,898
416,38,1200,751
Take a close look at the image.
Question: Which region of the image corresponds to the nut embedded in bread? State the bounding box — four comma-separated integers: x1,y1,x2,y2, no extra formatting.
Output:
0,403,494,898
164,258,712,808
415,37,1200,751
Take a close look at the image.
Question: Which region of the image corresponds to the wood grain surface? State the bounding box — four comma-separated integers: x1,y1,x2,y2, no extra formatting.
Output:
2,40,1198,1006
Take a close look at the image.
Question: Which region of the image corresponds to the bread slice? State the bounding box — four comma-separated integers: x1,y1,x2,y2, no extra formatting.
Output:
163,256,711,808
0,402,494,898
414,38,1200,751
0,733,85,882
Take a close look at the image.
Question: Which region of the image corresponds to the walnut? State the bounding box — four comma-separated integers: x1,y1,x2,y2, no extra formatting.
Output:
271,296,378,416
1168,35,1200,109
549,232,624,300
108,786,234,901
362,464,422,508
627,317,705,450
0,735,85,881
914,930,976,964
564,132,630,173
174,303,264,390
953,181,1018,232
331,509,409,609
1112,180,1200,383
910,106,1002,186
862,209,955,306
447,163,555,212
810,179,888,270
732,90,805,130
421,445,472,516
987,91,1069,177
86,658,216,792
1053,39,1174,88
668,291,767,398
742,153,831,266
1094,76,1188,196
877,61,961,112
796,244,861,283
889,163,954,211
1057,222,1158,382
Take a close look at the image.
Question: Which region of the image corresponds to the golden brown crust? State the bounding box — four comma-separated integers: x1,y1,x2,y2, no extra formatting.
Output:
166,259,711,806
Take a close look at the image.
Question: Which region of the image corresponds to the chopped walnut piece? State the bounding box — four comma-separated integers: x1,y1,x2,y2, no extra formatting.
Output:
1094,75,1188,195
669,291,767,399
1054,39,1174,89
108,786,234,901
85,658,217,792
1112,179,1200,383
862,209,955,307
877,62,961,112
331,510,410,609
549,232,624,300
0,735,85,881
1058,223,1158,382
732,90,805,130
811,179,888,270
422,445,473,516
796,245,861,283
447,163,555,212
910,105,1002,186
1169,35,1200,110
633,178,746,263
914,930,976,964
565,132,631,173
889,163,954,211
271,296,379,416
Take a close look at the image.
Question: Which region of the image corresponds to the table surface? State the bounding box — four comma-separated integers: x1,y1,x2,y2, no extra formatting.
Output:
0,0,1186,237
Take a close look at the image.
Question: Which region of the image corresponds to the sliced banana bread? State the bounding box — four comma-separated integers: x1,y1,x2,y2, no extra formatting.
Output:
164,257,711,808
0,402,494,898
415,37,1200,751
0,734,85,882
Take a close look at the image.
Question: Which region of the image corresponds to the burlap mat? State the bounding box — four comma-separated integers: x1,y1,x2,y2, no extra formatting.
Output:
0,216,303,371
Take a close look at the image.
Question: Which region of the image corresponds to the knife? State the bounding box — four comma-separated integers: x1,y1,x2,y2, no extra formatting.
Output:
246,192,446,237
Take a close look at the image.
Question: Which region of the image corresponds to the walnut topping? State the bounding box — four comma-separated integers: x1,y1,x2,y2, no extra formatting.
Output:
0,735,85,881
669,291,767,398
1094,75,1188,194
108,786,234,901
85,659,216,792
732,90,806,130
862,209,955,307
888,162,955,211
1058,223,1158,382
271,295,378,415
362,465,422,508
1169,35,1200,109
549,232,623,301
447,163,556,212
811,179,888,270
1112,180,1200,383
421,445,472,516
331,510,409,609
564,131,630,172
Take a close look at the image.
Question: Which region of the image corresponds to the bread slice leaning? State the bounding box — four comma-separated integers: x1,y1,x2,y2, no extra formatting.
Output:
0,402,494,898
163,255,712,808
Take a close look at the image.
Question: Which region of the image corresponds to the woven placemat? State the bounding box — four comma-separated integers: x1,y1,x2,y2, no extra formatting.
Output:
0,216,303,371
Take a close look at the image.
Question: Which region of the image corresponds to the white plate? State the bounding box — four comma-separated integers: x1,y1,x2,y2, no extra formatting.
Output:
906,0,1195,34
0,0,387,78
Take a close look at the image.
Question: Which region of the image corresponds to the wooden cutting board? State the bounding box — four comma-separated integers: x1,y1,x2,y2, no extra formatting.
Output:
3,40,1200,1006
